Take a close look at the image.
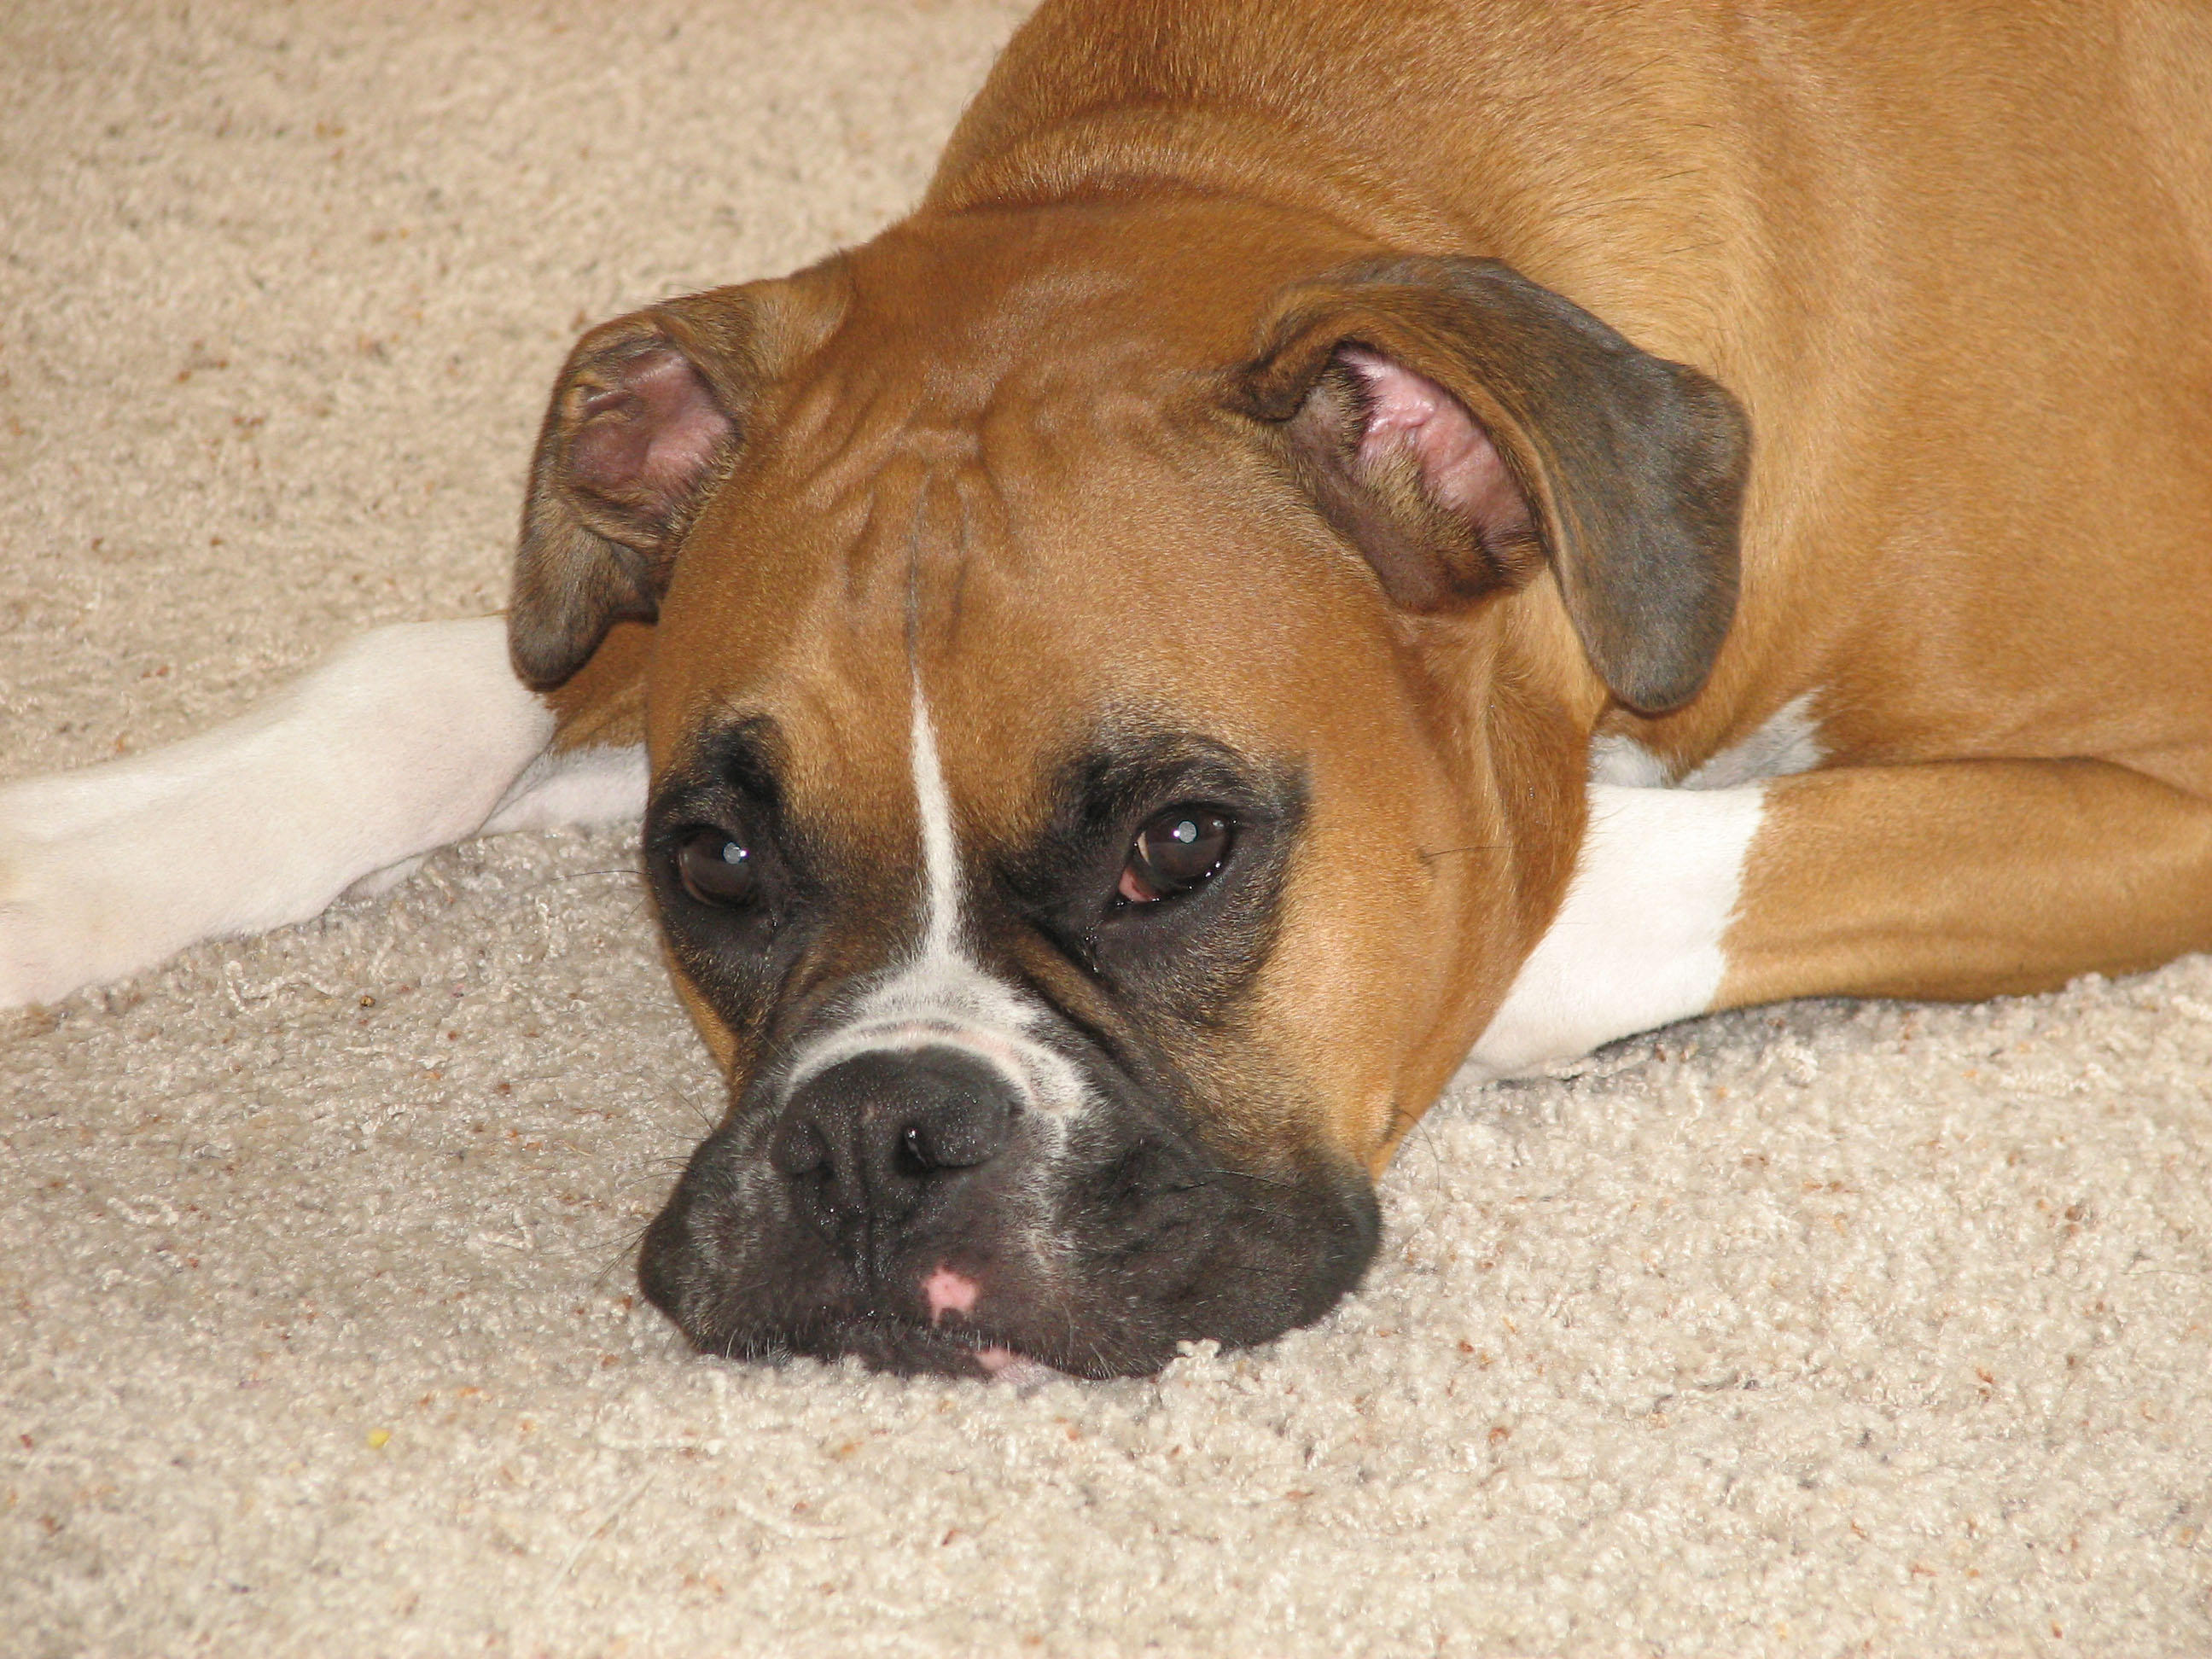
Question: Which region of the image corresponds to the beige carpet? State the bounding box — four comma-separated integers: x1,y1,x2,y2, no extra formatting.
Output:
4,3,2209,1654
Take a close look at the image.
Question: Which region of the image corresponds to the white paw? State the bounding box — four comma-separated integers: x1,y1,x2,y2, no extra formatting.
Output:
0,792,153,1006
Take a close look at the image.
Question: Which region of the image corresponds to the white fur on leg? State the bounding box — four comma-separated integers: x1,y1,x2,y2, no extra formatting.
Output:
1463,782,1767,1080
482,742,649,838
341,741,648,900
0,616,639,1007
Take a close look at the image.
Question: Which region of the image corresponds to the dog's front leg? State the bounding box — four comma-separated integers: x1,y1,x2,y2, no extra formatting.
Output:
0,614,643,1008
1716,758,2212,1006
1465,758,2212,1080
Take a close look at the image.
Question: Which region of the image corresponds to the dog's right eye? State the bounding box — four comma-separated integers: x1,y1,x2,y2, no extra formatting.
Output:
1117,806,1236,905
675,830,757,908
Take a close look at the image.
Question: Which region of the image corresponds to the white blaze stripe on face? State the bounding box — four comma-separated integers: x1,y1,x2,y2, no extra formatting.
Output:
907,675,963,966
776,677,1088,1114
1463,782,1767,1080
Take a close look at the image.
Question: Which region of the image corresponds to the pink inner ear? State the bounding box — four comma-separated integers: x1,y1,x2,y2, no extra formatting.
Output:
1340,346,1529,538
570,346,732,511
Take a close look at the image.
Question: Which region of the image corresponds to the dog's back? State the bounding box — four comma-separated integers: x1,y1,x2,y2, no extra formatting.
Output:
939,0,2212,788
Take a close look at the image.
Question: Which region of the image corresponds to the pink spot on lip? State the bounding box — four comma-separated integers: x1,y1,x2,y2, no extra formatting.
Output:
923,1266,981,1325
923,1267,1055,1381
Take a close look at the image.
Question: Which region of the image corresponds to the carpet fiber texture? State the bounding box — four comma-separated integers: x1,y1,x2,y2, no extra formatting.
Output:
3,3,2209,1655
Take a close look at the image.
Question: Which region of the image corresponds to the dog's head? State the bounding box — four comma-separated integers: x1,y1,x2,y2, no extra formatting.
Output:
509,202,1746,1377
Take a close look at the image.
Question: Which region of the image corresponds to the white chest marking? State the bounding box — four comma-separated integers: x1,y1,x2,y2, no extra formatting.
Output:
1464,695,1825,1080
1464,782,1767,1080
1587,691,1825,791
776,679,1085,1114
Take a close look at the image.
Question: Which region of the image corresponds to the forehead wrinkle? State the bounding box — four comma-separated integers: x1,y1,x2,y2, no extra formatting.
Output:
797,447,946,659
901,467,928,678
902,458,991,678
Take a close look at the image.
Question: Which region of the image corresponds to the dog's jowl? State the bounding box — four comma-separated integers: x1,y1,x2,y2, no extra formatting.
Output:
4,0,2210,1376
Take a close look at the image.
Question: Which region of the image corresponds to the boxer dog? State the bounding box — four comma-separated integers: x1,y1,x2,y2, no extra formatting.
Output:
4,0,2209,1377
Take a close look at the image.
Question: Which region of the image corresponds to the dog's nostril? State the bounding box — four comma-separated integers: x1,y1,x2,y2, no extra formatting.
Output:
899,1123,937,1174
900,1111,998,1173
769,1118,832,1180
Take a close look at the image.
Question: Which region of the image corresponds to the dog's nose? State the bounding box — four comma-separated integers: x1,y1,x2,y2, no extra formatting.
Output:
770,1048,1016,1232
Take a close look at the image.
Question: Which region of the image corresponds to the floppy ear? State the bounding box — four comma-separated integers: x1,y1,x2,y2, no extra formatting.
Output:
508,288,757,690
1236,257,1749,714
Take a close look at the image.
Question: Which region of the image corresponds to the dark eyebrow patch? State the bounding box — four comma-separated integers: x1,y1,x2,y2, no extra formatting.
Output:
1060,726,1287,847
994,719,1305,919
649,713,789,820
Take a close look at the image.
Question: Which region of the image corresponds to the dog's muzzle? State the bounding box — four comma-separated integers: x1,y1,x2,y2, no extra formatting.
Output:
637,1028,1382,1380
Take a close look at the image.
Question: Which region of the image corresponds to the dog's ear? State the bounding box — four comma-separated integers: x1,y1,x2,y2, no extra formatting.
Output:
509,288,758,690
1235,257,1748,714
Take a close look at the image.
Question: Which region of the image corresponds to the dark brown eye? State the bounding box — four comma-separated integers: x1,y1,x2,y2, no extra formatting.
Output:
676,829,757,907
1119,807,1235,904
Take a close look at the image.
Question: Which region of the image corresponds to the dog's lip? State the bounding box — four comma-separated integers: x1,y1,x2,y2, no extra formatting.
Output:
972,1344,1062,1386
810,1311,1068,1382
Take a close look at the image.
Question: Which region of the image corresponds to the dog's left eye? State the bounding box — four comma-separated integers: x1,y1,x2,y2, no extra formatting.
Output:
676,830,757,908
1118,806,1235,904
